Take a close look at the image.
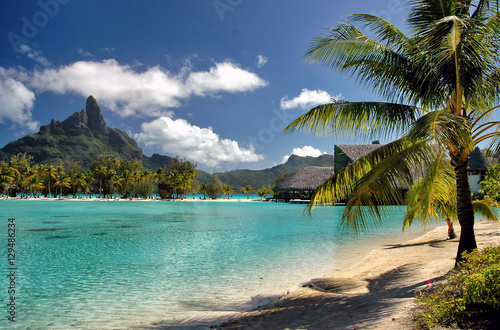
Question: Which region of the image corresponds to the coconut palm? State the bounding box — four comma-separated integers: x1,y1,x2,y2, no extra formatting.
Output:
403,149,498,239
241,185,255,199
110,174,122,198
44,165,57,198
285,0,500,264
198,182,208,199
0,173,13,198
0,164,14,198
72,172,88,198
54,173,71,197
222,184,234,199
94,165,108,198
120,170,135,198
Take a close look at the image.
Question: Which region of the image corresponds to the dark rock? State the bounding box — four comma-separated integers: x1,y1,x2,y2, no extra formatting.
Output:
86,95,108,135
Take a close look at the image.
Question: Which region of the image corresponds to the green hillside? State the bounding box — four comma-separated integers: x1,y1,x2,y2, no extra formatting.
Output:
197,154,335,190
1,96,144,167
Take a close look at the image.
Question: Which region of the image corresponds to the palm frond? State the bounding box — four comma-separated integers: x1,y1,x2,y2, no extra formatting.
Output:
472,198,499,221
283,101,420,139
341,139,436,231
408,110,473,155
304,21,431,105
307,138,434,232
403,149,456,230
348,14,410,50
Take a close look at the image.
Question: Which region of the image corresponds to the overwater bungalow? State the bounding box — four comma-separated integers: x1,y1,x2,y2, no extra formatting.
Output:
273,166,335,203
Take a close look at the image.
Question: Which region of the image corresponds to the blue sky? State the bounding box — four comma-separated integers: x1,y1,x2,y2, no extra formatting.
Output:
0,0,405,172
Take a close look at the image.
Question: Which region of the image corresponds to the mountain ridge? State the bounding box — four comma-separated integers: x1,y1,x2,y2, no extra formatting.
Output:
0,96,334,188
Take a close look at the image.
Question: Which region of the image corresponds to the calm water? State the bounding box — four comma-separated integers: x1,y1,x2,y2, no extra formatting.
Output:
0,200,426,329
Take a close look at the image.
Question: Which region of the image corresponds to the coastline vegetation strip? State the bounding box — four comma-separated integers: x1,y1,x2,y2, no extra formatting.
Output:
0,153,275,202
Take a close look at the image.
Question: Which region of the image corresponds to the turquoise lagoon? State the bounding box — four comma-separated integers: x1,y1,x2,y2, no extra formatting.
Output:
0,200,429,329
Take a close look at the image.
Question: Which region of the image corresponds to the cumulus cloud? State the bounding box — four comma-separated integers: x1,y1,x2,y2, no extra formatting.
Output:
186,61,268,96
282,146,326,163
134,117,264,167
0,68,39,131
21,59,267,117
28,59,189,117
257,55,268,68
280,88,341,110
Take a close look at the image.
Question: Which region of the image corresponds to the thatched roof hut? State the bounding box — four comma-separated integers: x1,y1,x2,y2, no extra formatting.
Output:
334,143,384,171
469,147,498,173
274,166,335,192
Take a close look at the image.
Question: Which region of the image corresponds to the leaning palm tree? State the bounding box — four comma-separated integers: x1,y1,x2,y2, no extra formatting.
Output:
403,149,498,239
285,0,500,264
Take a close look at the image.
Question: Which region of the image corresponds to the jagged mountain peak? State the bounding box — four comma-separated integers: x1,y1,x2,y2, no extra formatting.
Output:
86,95,108,135
1,96,142,166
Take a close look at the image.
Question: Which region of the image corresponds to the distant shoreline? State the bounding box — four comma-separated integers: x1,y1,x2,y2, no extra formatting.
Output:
0,196,270,202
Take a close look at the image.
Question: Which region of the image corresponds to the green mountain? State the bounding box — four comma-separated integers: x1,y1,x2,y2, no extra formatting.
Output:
0,96,334,189
196,154,335,190
1,96,173,168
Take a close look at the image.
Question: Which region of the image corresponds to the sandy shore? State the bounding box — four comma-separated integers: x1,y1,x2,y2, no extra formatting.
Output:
215,220,500,330
1,197,265,202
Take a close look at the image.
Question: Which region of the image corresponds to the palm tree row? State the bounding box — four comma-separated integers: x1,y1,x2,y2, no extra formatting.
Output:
0,153,199,199
1,153,277,200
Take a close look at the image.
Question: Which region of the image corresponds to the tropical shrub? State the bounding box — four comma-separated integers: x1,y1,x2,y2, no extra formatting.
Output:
481,164,500,200
206,173,223,199
413,245,500,329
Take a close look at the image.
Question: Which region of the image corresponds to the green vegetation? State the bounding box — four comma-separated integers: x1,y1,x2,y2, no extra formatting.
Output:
403,150,498,239
196,154,334,189
0,152,297,200
256,185,274,200
241,185,255,199
480,163,500,200
0,95,335,191
221,184,235,198
0,153,194,199
285,0,500,265
413,245,500,329
206,173,223,199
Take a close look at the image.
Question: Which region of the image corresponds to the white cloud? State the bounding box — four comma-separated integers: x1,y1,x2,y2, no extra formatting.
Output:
282,146,326,163
23,59,267,117
186,61,268,96
134,117,264,167
0,68,39,131
28,59,188,117
280,88,341,110
77,48,93,58
257,55,268,68
19,45,51,67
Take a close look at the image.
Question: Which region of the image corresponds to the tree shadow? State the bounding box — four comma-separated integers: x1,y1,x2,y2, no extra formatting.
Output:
383,238,451,250
211,264,447,330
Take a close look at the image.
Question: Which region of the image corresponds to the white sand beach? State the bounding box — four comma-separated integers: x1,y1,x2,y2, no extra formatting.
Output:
216,220,500,329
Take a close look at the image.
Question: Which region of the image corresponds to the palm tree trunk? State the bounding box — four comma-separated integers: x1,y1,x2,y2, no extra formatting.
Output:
445,218,456,239
453,158,477,266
